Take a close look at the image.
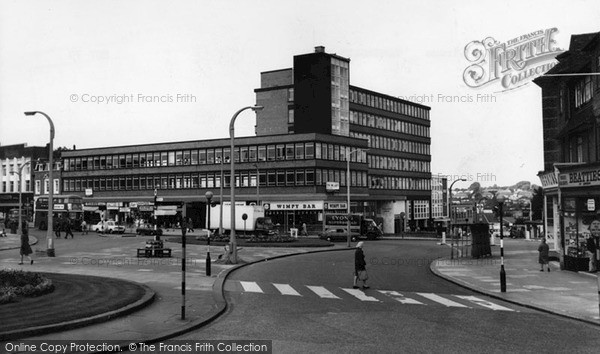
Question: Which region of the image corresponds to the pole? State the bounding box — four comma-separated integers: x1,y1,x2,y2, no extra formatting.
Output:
229,106,263,264
25,111,55,256
346,148,351,248
219,159,224,236
499,200,506,292
205,192,212,277
181,217,186,320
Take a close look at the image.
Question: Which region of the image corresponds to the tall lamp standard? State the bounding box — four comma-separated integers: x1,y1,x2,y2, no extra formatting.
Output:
10,161,32,237
448,178,466,259
204,191,213,276
497,194,507,292
229,105,264,263
24,111,55,257
346,147,369,248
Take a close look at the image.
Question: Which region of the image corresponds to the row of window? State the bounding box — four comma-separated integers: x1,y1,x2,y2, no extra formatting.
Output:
63,142,368,172
34,179,60,195
350,111,430,138
369,175,431,191
1,180,30,193
350,132,430,155
350,89,430,120
60,169,371,193
369,155,430,173
410,200,431,219
574,75,594,109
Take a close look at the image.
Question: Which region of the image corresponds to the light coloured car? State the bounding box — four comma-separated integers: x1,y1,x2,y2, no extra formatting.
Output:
92,220,125,234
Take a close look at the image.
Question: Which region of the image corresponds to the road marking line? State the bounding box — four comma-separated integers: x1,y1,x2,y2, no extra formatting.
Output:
307,286,340,299
341,288,380,302
454,295,515,311
240,281,264,293
378,290,424,305
416,293,469,307
273,283,302,296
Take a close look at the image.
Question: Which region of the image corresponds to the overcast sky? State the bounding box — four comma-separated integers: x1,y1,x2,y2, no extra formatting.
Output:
1,0,599,188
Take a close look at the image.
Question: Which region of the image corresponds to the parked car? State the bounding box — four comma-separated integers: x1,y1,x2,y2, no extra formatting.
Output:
136,224,163,236
92,220,125,234
319,228,358,242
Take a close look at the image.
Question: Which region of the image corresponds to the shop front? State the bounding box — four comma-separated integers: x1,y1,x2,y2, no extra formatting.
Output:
262,200,354,235
546,164,600,271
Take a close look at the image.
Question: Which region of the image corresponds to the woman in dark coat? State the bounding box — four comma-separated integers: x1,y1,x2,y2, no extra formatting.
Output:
538,237,549,272
19,221,34,265
353,242,369,289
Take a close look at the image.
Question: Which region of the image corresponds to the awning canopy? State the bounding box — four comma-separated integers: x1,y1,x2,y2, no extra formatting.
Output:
154,210,177,216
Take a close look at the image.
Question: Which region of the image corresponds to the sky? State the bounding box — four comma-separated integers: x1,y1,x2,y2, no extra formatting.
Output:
1,0,599,188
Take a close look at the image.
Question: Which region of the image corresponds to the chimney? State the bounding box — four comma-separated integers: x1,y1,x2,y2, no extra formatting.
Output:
315,46,325,53
73,145,76,150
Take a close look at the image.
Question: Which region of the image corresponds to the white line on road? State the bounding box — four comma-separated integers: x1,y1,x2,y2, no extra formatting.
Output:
378,290,425,305
454,295,515,311
416,293,469,307
240,281,264,293
341,288,380,302
307,286,340,299
273,283,302,296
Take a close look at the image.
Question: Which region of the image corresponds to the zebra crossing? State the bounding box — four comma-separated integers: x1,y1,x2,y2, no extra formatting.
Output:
229,280,516,312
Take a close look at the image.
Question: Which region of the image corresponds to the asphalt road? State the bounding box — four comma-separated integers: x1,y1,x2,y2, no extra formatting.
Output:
176,240,600,353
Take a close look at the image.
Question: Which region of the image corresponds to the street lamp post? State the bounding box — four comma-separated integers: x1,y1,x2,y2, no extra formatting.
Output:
498,194,507,292
448,178,466,259
10,161,32,237
229,105,264,263
346,147,369,248
205,191,213,276
24,111,55,257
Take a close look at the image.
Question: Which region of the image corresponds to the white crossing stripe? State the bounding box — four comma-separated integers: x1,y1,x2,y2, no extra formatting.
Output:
307,286,340,299
454,295,515,311
416,293,469,308
341,288,380,302
273,283,302,296
240,281,264,293
378,290,425,305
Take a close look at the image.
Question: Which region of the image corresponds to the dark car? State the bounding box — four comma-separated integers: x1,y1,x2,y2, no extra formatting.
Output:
319,228,358,242
136,224,163,236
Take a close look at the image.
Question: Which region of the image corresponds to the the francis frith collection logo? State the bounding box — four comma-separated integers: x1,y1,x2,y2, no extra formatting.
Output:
463,28,564,91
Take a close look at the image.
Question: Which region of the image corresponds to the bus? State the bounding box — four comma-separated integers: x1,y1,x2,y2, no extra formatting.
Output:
34,194,84,231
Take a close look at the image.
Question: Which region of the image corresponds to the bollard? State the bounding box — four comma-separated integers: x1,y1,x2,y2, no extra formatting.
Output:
206,230,211,276
441,231,446,245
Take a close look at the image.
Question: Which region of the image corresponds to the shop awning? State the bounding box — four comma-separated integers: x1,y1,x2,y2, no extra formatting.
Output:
83,206,99,212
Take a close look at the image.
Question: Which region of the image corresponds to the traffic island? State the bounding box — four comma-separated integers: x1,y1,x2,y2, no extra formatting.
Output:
165,236,334,248
0,272,154,340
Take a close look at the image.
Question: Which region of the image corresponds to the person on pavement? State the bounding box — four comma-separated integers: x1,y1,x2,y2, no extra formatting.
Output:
538,237,550,272
64,218,74,239
353,241,370,289
19,221,34,265
586,234,597,273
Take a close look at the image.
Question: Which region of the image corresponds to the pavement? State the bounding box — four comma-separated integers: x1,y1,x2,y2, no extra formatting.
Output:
431,237,600,325
1,230,599,352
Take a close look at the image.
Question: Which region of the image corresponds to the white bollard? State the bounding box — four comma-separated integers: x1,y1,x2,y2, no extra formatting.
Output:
526,230,530,240
441,231,446,245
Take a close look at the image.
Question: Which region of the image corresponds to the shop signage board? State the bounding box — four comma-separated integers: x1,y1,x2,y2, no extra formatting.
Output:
559,167,600,188
85,188,93,197
263,201,324,210
538,171,558,189
326,182,340,192
325,202,347,210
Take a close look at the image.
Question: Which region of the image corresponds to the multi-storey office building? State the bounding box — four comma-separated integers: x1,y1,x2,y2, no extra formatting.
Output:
59,47,432,233
535,32,600,271
0,143,48,218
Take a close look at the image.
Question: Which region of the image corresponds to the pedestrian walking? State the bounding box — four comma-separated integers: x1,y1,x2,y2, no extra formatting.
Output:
54,217,62,238
187,218,194,233
353,241,370,289
81,220,88,235
301,222,308,236
64,219,74,239
538,237,550,272
19,221,34,265
586,234,597,273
